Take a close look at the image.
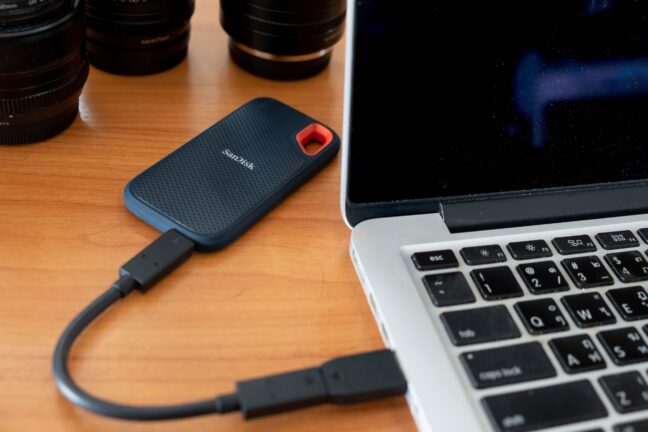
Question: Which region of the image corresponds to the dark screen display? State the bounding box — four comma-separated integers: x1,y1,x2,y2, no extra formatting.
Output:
348,1,648,205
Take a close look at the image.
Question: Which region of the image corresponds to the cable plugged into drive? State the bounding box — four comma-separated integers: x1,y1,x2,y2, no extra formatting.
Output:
53,230,407,422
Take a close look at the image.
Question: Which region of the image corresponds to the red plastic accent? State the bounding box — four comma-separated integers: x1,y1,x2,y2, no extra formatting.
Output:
296,124,334,156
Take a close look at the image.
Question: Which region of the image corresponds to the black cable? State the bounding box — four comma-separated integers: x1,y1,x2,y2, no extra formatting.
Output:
52,230,407,421
52,274,241,420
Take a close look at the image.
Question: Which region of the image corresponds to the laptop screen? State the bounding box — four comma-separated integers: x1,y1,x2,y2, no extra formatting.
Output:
348,1,648,206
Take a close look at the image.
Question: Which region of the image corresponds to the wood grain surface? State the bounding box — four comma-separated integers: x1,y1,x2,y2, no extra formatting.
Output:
0,1,415,431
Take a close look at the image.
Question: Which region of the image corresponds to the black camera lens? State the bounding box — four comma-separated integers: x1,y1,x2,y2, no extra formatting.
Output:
0,0,89,145
86,0,195,75
220,0,346,80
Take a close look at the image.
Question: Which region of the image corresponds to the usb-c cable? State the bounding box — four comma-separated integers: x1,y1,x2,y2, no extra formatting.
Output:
52,230,407,421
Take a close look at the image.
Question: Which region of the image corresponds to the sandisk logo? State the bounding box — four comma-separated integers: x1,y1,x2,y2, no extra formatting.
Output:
222,148,255,170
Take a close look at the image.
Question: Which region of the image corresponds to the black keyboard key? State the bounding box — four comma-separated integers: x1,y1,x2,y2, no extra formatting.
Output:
608,287,648,321
639,228,648,244
440,305,520,346
562,292,616,328
549,335,606,373
422,272,475,307
599,371,648,413
562,256,614,288
597,230,640,250
460,342,555,389
614,419,648,432
517,261,569,294
461,245,506,265
507,240,552,261
605,251,648,283
553,235,597,255
482,380,607,432
411,250,458,271
471,267,523,300
515,299,569,335
598,327,648,366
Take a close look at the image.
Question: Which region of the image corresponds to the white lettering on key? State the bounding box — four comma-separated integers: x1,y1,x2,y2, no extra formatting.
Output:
576,309,593,321
567,354,581,366
458,329,476,339
530,316,545,328
502,415,525,428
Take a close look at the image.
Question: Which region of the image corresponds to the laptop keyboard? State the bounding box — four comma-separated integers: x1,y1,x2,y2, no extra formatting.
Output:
409,229,648,432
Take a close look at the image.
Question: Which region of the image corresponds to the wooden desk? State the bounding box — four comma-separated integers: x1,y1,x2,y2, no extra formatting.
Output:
0,1,414,431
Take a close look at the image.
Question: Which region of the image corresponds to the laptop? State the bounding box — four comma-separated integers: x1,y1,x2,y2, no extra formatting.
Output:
341,2,648,432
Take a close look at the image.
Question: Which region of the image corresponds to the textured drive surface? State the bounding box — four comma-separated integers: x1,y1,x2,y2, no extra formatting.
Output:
128,98,339,247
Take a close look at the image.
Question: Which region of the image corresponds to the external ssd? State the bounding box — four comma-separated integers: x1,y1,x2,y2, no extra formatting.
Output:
124,98,340,251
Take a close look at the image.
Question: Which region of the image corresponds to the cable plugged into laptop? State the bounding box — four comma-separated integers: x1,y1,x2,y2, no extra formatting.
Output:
52,230,407,421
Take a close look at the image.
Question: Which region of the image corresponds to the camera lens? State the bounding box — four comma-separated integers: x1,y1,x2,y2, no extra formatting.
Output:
86,0,195,75
0,0,89,145
220,0,346,80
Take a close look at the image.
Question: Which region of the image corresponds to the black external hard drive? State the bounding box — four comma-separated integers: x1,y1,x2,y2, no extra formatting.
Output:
124,98,340,250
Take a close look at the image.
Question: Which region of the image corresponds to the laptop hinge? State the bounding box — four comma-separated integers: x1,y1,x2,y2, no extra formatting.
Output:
440,184,648,233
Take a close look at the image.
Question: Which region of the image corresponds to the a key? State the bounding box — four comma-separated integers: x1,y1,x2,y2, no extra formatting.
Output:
422,272,475,307
515,299,569,335
607,287,648,321
562,256,613,288
596,231,640,250
517,261,568,294
599,371,648,413
562,292,616,328
598,327,648,366
553,235,597,255
411,250,458,271
507,240,552,260
461,245,506,266
549,335,606,373
605,251,648,283
440,305,520,346
460,342,555,389
470,267,523,300
482,380,607,432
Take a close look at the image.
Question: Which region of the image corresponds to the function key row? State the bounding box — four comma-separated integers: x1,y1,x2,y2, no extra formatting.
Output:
411,229,648,271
